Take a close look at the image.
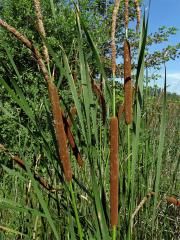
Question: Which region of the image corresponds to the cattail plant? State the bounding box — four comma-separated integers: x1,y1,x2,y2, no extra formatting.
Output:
0,19,72,182
33,0,71,179
49,83,72,181
124,0,132,125
124,39,132,125
118,103,124,120
34,0,72,181
110,0,120,237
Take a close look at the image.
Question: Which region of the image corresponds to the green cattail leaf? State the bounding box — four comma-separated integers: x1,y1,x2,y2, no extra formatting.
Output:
76,13,92,145
152,65,167,230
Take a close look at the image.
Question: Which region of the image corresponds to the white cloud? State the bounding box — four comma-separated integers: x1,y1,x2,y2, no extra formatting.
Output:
167,72,180,81
154,72,180,94
166,72,180,94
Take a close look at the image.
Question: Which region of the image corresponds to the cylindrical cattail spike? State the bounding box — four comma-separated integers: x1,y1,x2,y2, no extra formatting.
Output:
67,106,77,128
92,82,106,124
124,0,129,30
110,116,119,227
48,83,72,181
12,155,27,171
166,196,180,206
34,173,53,191
134,0,141,32
124,39,132,125
118,103,124,120
63,114,84,167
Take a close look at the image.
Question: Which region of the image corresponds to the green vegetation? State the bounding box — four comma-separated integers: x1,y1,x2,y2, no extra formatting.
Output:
0,0,179,239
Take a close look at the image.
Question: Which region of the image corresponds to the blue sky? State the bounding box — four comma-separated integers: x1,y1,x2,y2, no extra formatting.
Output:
144,0,180,94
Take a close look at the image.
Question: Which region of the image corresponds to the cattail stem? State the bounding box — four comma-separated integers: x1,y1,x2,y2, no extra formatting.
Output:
110,1,120,233
110,117,119,228
127,124,131,189
124,39,132,125
112,226,117,240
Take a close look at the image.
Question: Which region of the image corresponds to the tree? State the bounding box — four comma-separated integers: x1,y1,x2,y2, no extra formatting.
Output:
0,0,179,75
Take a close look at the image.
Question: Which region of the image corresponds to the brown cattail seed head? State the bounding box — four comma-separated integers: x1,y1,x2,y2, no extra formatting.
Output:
66,127,84,167
118,103,124,120
166,196,180,206
12,155,26,171
48,83,72,181
124,39,132,125
63,114,84,167
67,106,77,127
92,83,106,124
110,117,119,227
